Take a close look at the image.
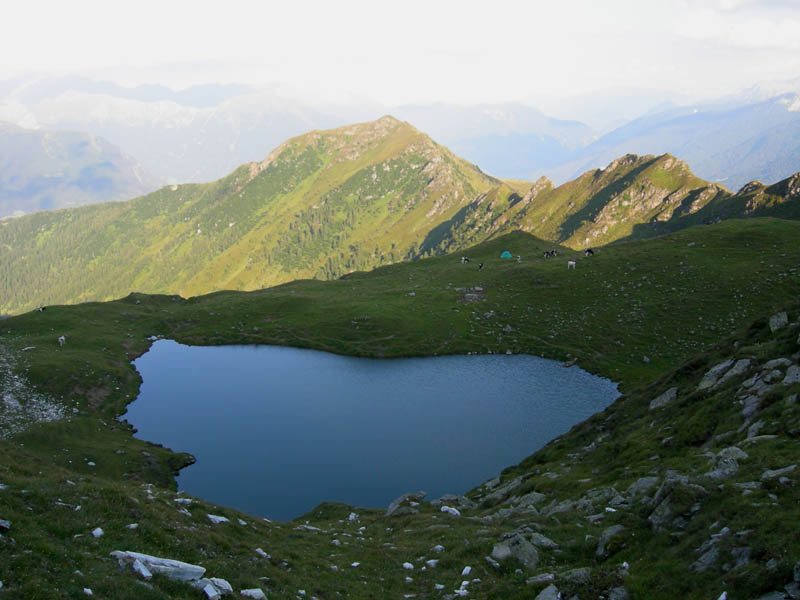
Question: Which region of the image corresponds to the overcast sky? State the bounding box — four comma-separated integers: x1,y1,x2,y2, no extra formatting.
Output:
2,0,799,108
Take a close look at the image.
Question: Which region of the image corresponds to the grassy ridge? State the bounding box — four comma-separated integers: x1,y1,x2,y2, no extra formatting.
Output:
0,116,518,315
4,115,798,318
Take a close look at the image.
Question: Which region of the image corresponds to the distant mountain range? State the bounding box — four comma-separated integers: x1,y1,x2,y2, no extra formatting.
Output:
1,76,798,219
0,121,158,217
392,103,595,180
544,93,800,191
1,116,798,315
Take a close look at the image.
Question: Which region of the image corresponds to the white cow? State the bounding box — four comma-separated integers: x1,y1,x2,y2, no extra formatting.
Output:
567,260,576,269
57,335,66,346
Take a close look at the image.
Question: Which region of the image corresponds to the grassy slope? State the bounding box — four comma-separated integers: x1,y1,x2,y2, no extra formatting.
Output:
0,219,799,598
0,116,521,316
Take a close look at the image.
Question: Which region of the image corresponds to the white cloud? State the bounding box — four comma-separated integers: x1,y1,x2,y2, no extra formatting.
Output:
1,0,798,105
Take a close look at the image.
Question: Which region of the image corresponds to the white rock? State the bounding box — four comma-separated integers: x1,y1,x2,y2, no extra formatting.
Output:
761,464,797,481
83,588,93,596
535,584,561,600
331,539,342,546
255,548,270,559
210,577,233,594
426,559,439,568
237,519,247,526
87,462,95,467
202,582,221,600
132,558,153,580
461,566,472,576
769,312,788,332
126,523,138,529
207,514,230,524
405,576,413,583
351,562,360,567
435,584,445,590
649,387,678,410
432,544,445,553
174,498,193,504
403,562,414,570
348,512,358,521
91,527,104,538
239,589,267,599
440,505,461,517
110,550,206,581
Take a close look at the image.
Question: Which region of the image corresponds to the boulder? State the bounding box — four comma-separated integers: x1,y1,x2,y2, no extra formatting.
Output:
596,525,625,557
716,359,752,388
731,547,751,569
516,490,547,507
529,533,559,550
386,491,426,516
560,567,592,584
526,573,555,584
608,587,630,600
625,477,659,502
763,358,792,370
492,534,539,570
206,514,229,524
650,387,678,410
534,584,560,600
705,447,748,480
132,559,153,580
648,472,707,532
111,551,206,581
760,465,797,481
769,312,789,332
783,365,800,386
481,477,522,505
698,360,735,390
240,589,267,599
433,494,476,509
690,547,719,573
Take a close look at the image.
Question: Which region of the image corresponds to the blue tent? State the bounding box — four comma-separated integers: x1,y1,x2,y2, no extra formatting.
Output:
500,251,513,258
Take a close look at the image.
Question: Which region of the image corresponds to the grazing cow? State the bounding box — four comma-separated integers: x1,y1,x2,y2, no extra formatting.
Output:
57,335,66,346
584,248,594,257
567,260,576,269
35,306,44,312
478,262,484,271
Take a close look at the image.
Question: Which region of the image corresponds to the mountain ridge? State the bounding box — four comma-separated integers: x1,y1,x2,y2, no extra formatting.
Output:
1,116,799,316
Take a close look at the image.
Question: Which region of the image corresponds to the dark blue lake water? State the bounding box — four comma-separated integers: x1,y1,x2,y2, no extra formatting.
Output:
124,340,619,521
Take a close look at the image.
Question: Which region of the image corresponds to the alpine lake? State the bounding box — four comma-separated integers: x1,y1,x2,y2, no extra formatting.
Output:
122,340,620,520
